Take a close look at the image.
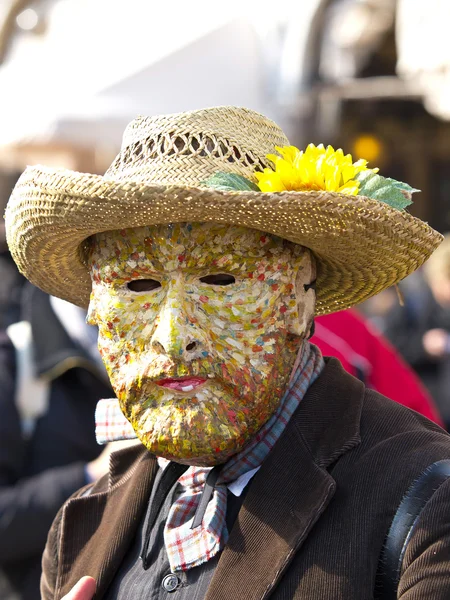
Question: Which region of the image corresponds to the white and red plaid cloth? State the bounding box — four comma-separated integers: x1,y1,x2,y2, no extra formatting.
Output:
95,398,136,444
95,341,324,572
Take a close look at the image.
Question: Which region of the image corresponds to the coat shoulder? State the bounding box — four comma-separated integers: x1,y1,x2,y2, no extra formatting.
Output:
360,385,449,450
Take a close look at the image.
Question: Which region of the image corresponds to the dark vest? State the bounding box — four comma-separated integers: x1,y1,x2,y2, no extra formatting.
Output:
105,468,247,600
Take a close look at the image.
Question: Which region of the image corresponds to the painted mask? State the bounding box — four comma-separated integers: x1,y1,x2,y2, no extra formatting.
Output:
87,223,315,466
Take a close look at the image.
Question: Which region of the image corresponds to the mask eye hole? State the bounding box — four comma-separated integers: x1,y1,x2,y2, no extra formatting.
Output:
127,279,161,292
199,274,236,286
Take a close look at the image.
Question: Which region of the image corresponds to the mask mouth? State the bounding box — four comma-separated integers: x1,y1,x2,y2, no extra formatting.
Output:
155,376,208,392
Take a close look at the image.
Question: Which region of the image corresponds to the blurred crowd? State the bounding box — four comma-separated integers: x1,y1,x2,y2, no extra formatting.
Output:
361,235,450,430
0,178,127,599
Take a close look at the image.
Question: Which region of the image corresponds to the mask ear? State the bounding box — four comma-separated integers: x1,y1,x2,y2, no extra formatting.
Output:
86,292,99,325
286,250,316,338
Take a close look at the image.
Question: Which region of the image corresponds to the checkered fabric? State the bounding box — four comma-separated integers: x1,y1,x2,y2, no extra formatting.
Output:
162,341,324,572
95,398,137,444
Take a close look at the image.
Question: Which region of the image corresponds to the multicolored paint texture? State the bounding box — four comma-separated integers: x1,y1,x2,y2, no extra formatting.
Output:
87,223,315,466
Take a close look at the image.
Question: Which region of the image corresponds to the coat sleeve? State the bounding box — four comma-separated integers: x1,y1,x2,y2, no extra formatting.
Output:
0,334,89,561
398,477,450,598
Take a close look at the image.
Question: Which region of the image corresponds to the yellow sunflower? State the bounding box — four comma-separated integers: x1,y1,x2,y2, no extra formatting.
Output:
255,143,378,195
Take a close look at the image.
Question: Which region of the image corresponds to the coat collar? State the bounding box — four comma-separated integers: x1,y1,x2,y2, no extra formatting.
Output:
57,357,363,599
295,356,363,468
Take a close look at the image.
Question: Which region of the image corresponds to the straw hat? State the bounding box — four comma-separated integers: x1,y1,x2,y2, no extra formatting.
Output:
5,106,442,315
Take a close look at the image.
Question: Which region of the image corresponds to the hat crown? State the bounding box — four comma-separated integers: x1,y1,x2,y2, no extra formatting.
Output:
104,106,290,186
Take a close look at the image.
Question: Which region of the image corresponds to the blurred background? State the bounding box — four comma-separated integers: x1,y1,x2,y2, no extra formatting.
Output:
2,2,450,597
1,0,450,227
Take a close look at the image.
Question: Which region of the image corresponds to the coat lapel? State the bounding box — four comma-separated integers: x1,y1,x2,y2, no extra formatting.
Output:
205,421,336,600
57,444,157,599
206,358,363,600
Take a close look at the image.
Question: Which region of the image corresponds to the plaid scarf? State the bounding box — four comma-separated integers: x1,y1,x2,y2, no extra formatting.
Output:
95,341,324,572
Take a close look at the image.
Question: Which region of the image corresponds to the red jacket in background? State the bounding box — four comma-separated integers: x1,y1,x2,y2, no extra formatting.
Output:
311,308,443,426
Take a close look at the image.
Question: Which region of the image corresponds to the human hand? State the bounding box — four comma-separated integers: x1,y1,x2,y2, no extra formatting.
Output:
422,328,450,357
86,439,141,482
61,576,96,600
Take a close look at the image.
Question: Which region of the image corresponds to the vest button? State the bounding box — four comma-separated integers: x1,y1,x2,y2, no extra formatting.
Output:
162,573,180,592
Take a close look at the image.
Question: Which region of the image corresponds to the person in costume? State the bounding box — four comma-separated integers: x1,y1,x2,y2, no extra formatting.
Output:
5,107,450,600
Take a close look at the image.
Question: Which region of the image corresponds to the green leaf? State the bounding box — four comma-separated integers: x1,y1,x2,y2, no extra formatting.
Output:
201,172,260,192
355,171,419,211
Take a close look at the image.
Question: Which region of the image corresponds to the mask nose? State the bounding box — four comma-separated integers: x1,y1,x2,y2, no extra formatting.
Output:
151,335,200,358
150,278,203,360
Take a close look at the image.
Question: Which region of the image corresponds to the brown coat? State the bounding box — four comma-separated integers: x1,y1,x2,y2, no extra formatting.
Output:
41,359,450,599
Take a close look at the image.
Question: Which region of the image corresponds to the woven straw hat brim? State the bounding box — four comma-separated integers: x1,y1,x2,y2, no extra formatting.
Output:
5,165,443,315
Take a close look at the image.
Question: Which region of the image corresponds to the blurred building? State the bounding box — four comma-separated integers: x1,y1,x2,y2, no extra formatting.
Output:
308,0,450,232
0,0,450,230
